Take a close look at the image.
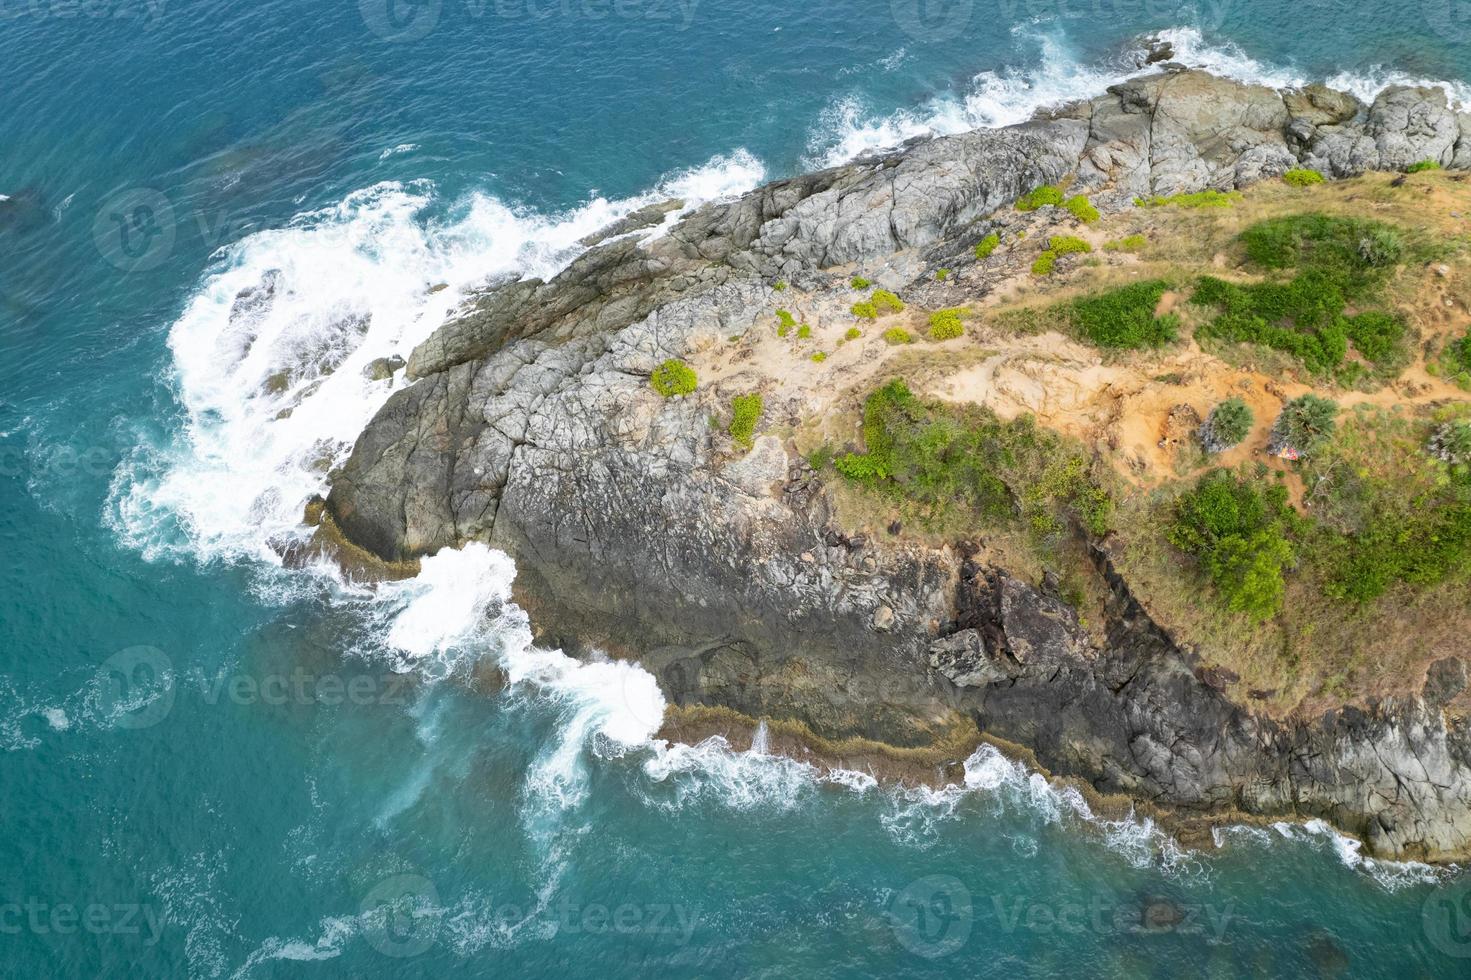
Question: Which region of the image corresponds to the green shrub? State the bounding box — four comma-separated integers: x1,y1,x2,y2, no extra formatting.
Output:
1440,330,1471,379
871,289,905,314
1049,235,1092,256
776,308,796,328
1321,506,1471,603
1135,190,1241,209
729,393,763,449
1032,251,1058,276
844,326,862,341
1269,394,1338,456
833,379,1111,536
1407,159,1443,173
928,309,965,340
1200,398,1254,453
1064,194,1100,223
1069,280,1178,349
811,351,827,363
1168,470,1295,620
773,280,787,291
851,301,878,319
1016,185,1065,211
1104,234,1147,252
650,359,697,397
974,232,1001,260
797,324,812,339
936,268,951,281
851,276,872,289
883,327,912,345
1283,168,1325,187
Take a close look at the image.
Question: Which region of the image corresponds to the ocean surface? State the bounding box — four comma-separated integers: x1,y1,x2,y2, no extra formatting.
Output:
5,0,1471,974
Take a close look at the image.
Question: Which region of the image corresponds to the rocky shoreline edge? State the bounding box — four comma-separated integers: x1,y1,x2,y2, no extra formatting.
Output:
303,65,1471,862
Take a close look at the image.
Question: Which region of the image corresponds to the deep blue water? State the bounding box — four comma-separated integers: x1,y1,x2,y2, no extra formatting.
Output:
7,0,1471,975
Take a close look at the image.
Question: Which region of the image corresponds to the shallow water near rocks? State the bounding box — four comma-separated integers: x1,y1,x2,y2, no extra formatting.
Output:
5,0,1471,974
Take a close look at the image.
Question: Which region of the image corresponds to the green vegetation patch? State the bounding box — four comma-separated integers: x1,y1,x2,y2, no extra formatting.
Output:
1407,159,1443,173
1191,215,1413,377
851,301,877,319
974,232,1000,260
1016,185,1065,211
1168,470,1297,620
883,327,912,345
796,324,812,339
832,379,1111,536
1104,234,1147,252
927,308,965,340
811,351,828,363
1064,194,1100,223
851,276,872,289
844,326,862,342
650,358,697,397
936,268,951,281
1200,397,1254,453
1031,251,1057,277
1282,168,1325,187
1069,280,1179,349
1135,189,1241,209
728,393,763,449
1049,235,1092,256
871,289,905,314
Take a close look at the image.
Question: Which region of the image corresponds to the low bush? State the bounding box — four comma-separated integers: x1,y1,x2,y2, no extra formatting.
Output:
1407,159,1443,173
883,327,912,345
1282,168,1325,187
811,351,827,363
797,324,812,339
851,301,877,319
650,359,697,397
1269,394,1338,456
936,268,951,281
928,308,965,340
974,232,1000,260
773,280,787,291
851,276,872,289
871,289,905,314
1016,185,1065,211
1064,194,1100,223
1168,470,1296,620
1031,251,1057,276
728,393,763,449
1430,420,1471,467
844,326,862,341
776,308,796,329
1104,234,1147,252
1049,235,1092,256
1200,397,1254,453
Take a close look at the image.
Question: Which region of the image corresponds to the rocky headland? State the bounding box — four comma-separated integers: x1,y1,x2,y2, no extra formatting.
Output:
302,67,1471,860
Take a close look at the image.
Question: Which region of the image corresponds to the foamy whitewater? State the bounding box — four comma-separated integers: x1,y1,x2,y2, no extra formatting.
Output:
101,25,1463,896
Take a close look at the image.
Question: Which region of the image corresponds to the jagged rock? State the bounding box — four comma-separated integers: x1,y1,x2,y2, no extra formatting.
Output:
323,70,1471,860
578,198,685,247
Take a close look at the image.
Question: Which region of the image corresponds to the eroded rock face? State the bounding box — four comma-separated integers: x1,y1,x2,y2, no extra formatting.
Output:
324,69,1471,859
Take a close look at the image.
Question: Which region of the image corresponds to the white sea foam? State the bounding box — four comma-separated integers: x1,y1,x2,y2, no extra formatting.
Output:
378,143,419,160
806,25,1471,168
1268,819,1451,891
108,151,765,568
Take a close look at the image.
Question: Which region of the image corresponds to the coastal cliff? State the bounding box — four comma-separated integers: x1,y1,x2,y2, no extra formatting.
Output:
313,67,1471,861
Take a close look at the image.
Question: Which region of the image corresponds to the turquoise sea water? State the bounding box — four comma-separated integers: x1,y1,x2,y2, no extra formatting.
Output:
6,1,1471,974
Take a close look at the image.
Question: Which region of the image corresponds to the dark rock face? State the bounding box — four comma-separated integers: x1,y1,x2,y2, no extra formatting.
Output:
324,70,1471,859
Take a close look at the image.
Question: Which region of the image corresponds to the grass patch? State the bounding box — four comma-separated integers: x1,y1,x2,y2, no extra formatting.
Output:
1104,234,1147,252
883,327,912,345
936,268,951,281
832,379,1111,537
974,232,1000,260
1069,280,1179,349
1407,159,1443,173
1136,189,1242,209
1031,251,1057,277
1049,235,1091,256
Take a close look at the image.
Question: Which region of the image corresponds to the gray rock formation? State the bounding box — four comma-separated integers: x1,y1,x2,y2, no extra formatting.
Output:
321,68,1471,859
